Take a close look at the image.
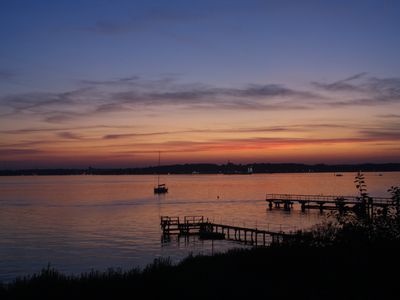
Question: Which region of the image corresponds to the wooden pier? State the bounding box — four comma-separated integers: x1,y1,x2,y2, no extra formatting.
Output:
160,216,293,247
265,193,393,212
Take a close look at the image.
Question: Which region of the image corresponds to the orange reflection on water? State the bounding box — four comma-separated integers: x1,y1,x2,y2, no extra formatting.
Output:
0,172,399,281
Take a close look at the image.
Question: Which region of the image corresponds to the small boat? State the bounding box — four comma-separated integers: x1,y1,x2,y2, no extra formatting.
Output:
154,183,168,194
335,173,343,177
154,151,168,194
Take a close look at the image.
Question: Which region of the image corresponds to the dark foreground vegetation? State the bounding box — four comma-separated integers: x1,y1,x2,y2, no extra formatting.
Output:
1,162,400,175
2,212,400,299
1,179,399,299
1,244,400,300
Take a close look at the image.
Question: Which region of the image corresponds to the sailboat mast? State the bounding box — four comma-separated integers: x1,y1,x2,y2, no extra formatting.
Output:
153,150,168,193
158,151,160,186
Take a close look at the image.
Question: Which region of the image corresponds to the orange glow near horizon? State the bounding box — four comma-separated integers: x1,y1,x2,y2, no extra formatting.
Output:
1,75,400,168
1,114,399,168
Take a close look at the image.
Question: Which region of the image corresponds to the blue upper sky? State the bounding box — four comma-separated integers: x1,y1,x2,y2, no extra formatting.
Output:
1,0,400,93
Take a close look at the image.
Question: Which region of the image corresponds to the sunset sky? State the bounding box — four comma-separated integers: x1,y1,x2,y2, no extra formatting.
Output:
1,0,400,169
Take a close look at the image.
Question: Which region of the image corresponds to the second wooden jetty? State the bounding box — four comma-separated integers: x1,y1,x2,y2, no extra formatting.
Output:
160,216,293,246
265,193,393,212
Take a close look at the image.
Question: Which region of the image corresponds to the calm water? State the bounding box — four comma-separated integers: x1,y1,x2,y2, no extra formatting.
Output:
1,172,399,282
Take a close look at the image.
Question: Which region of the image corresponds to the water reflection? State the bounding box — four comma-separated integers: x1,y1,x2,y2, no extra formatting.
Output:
0,172,399,281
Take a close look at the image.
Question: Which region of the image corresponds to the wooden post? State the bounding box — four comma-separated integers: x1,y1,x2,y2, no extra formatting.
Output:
383,205,388,218
300,201,306,212
369,197,374,220
268,200,273,210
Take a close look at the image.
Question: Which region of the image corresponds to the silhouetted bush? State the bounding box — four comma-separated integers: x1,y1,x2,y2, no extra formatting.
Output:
2,220,400,300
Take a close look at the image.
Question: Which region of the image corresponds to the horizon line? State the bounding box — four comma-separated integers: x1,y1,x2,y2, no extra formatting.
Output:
1,161,400,171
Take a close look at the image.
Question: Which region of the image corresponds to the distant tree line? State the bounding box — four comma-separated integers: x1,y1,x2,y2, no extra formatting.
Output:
1,163,400,176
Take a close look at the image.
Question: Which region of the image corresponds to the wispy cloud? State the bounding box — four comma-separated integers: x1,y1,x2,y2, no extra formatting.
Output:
0,123,348,142
0,125,134,135
2,74,400,124
377,114,400,119
57,132,82,140
312,73,400,107
325,97,395,107
99,135,400,155
103,131,174,140
0,149,42,156
112,82,318,111
0,140,52,148
1,77,320,122
0,88,93,112
102,125,313,140
80,76,140,86
312,72,367,92
359,129,400,140
141,83,318,102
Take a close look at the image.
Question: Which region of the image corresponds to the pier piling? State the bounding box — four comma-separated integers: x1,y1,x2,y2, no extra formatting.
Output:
266,193,392,214
160,216,293,247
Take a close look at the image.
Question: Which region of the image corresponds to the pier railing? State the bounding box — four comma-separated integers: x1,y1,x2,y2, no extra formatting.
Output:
184,216,205,224
160,215,294,247
266,193,392,205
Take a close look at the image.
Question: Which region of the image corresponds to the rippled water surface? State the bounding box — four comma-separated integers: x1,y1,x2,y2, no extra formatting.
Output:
1,172,399,281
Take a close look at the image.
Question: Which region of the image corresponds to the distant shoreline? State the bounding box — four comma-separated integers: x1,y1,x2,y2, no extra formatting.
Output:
1,163,399,176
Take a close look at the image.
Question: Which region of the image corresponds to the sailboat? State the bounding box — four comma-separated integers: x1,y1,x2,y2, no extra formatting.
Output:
154,151,168,194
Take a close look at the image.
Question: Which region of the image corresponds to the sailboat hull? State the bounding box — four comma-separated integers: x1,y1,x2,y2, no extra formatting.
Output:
154,186,168,194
